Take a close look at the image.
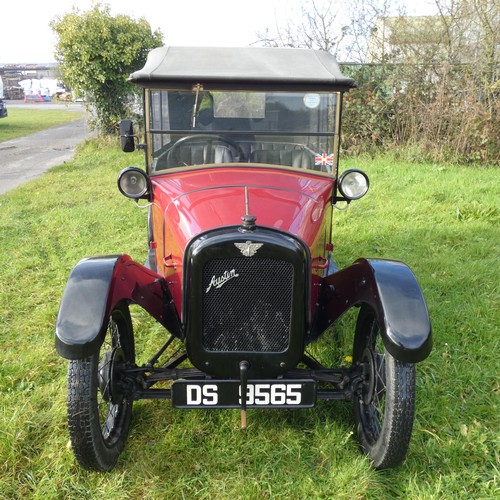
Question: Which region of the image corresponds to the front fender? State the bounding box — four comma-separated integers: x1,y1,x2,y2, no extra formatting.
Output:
318,258,432,363
55,255,182,360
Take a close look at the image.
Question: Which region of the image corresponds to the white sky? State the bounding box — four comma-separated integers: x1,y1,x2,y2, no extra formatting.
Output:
0,0,438,64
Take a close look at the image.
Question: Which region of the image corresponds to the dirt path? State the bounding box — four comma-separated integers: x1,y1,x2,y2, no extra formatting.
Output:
0,103,92,195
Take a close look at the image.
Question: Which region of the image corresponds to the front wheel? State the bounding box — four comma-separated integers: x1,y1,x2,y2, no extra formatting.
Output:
67,302,135,471
353,305,416,469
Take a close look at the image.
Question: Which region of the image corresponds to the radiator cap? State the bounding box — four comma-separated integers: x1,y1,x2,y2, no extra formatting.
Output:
240,215,257,231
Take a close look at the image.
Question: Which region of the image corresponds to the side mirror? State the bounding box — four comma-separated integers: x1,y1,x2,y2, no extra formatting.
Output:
120,119,135,152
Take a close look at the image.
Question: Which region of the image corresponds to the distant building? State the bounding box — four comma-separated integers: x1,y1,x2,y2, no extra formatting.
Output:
366,16,451,64
0,64,62,99
366,13,497,67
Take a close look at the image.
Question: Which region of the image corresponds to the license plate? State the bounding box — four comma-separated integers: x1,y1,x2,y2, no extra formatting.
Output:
172,379,316,409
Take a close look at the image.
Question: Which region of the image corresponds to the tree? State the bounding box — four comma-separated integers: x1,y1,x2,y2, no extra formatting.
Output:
51,4,163,134
256,0,405,62
257,0,349,55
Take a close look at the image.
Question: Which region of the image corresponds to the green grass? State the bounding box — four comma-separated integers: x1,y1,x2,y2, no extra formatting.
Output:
0,108,83,142
0,143,498,498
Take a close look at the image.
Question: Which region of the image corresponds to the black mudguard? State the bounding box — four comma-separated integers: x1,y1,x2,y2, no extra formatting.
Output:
315,258,432,363
55,255,182,360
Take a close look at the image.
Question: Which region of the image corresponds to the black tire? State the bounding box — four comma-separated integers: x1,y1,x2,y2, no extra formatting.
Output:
353,305,416,469
67,302,135,471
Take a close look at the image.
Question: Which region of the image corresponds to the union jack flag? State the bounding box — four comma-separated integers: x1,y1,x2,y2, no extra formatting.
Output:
314,153,334,167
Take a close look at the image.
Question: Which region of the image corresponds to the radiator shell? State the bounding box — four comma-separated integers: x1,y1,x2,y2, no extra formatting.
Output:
184,226,310,378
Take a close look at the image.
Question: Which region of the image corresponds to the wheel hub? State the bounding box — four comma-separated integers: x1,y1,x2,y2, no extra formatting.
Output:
98,347,126,404
360,347,377,405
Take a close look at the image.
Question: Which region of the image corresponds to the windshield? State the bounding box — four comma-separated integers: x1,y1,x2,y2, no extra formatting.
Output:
147,88,341,175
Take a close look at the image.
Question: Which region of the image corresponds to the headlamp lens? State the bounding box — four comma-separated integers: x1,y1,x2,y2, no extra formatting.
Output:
118,168,150,199
338,170,369,200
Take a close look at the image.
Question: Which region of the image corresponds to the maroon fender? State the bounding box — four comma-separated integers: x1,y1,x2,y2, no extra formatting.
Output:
55,255,182,359
316,258,432,363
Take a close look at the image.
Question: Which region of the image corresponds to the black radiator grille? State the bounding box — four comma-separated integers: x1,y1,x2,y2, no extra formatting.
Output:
202,258,294,352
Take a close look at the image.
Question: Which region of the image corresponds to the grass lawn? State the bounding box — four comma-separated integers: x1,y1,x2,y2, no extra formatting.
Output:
0,141,498,498
0,107,83,142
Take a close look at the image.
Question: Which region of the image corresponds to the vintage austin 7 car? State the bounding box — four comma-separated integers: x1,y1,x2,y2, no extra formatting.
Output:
55,46,432,471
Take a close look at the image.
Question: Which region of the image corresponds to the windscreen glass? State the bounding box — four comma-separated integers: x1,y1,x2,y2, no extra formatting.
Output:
148,89,339,174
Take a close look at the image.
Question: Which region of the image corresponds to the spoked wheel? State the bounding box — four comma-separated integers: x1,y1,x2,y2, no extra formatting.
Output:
67,302,135,471
353,305,416,469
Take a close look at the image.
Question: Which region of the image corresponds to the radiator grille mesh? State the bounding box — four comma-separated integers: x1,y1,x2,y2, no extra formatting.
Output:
202,258,294,352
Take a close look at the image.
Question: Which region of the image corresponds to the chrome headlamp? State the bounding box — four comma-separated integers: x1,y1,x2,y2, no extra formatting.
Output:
117,167,151,200
338,169,369,201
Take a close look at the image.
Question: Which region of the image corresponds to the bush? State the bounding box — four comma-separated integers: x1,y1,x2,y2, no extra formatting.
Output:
341,62,499,164
51,4,163,135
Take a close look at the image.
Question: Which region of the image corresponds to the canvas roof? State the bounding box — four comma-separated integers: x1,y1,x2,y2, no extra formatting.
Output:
129,46,356,91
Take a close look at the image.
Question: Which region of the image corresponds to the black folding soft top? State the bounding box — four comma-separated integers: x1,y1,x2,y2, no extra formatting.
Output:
129,46,356,91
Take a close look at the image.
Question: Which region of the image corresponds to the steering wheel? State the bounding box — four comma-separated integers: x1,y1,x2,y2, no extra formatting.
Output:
167,134,245,166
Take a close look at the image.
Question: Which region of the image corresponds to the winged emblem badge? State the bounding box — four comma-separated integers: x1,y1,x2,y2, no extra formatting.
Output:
234,241,263,257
